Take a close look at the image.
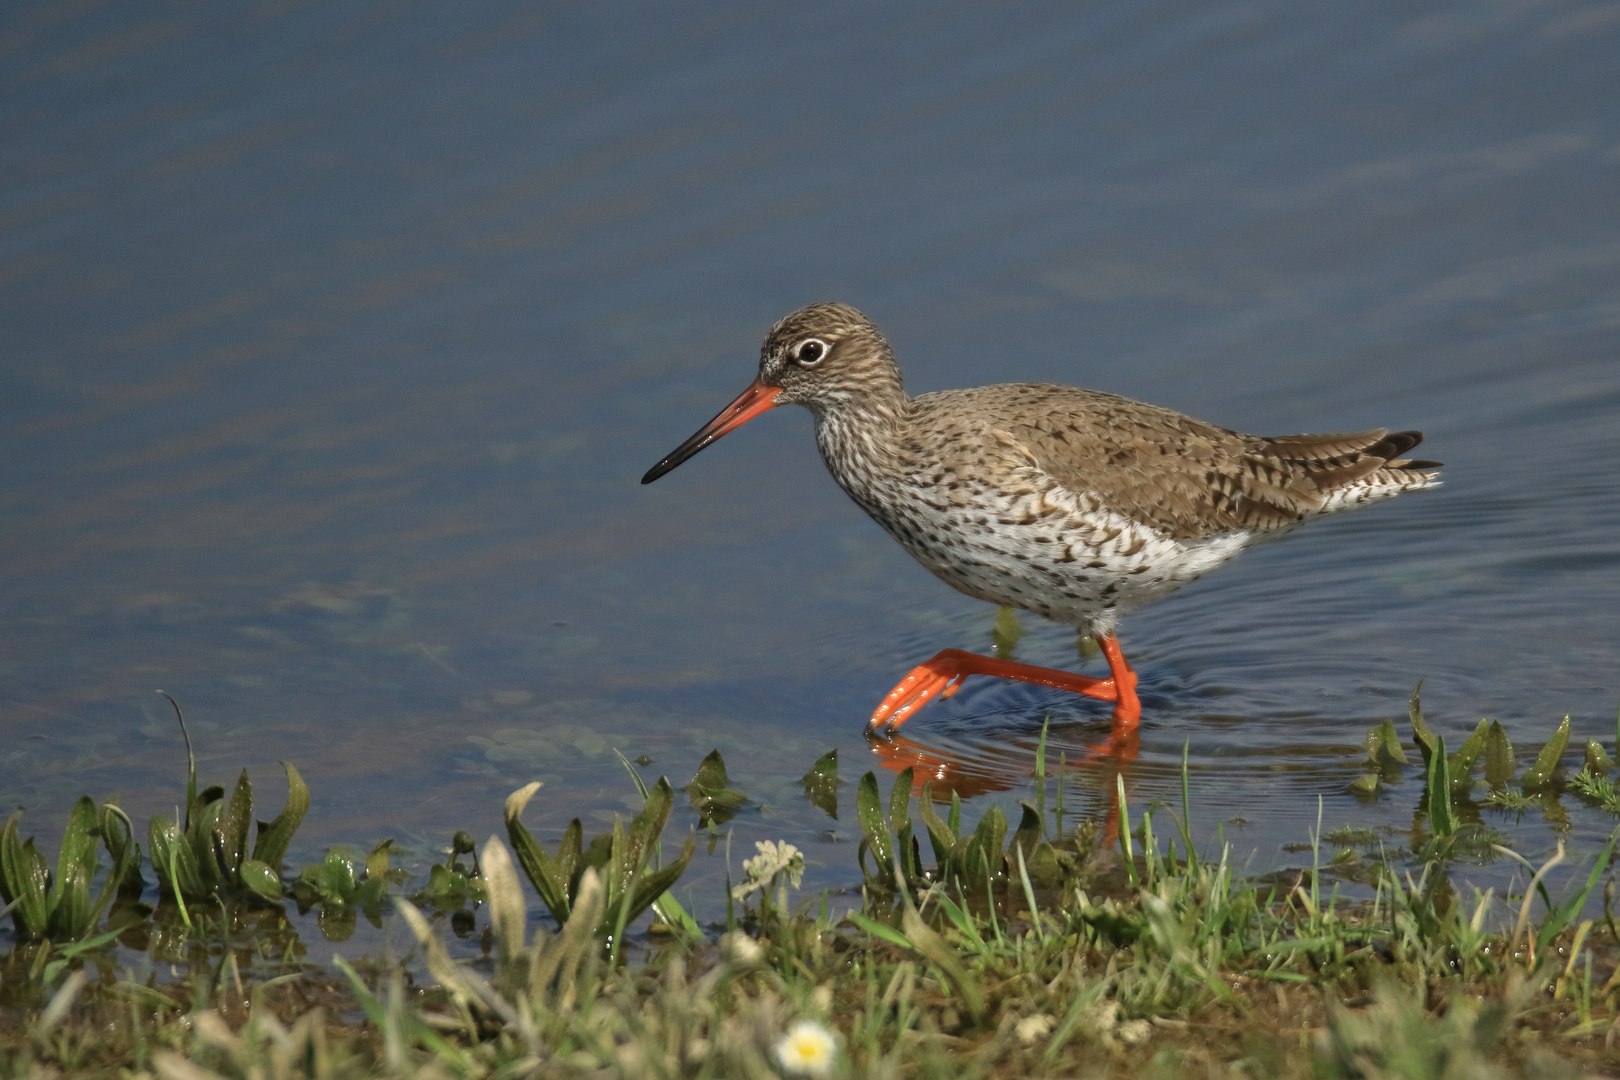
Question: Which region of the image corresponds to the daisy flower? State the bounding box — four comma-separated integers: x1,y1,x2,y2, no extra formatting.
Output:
775,1019,837,1076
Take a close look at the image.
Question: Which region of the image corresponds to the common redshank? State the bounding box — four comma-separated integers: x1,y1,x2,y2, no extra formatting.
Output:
642,303,1441,735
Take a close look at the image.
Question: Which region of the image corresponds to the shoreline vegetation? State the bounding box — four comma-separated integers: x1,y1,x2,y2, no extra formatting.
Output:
5,692,1620,1078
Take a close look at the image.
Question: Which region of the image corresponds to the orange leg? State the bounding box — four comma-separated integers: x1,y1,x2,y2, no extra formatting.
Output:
867,634,1141,732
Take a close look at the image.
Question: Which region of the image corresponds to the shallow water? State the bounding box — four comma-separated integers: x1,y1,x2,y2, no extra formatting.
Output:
4,1,1620,956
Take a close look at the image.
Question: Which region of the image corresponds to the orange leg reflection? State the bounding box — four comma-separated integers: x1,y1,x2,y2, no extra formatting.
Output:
865,714,1139,795
865,633,1146,851
865,707,1141,842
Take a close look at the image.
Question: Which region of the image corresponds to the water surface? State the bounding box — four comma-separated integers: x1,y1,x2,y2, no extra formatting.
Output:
4,0,1620,954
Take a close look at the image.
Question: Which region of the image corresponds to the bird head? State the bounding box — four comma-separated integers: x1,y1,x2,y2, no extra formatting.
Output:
641,302,902,484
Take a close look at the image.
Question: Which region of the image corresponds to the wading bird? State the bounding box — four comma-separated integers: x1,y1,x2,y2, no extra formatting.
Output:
643,303,1440,736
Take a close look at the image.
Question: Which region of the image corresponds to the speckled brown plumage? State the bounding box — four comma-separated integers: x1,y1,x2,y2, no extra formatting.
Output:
643,301,1442,731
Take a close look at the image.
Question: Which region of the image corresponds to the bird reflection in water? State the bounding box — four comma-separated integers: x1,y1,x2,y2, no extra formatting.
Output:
865,705,1141,844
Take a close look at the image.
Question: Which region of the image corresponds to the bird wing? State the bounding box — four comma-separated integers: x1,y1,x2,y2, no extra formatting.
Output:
913,384,1439,540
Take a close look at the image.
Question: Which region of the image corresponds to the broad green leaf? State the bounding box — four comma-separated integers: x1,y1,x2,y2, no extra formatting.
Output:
651,886,702,939
964,805,1007,892
622,778,675,888
251,761,309,871
605,818,630,905
895,822,920,880
1025,840,1064,889
1426,735,1458,838
191,797,227,892
1449,718,1490,778
1348,773,1380,794
85,805,138,930
238,859,283,902
556,819,584,897
504,781,572,923
1484,721,1516,787
193,785,224,832
149,815,204,899
147,817,176,894
56,798,100,889
1409,682,1437,766
1521,716,1571,790
888,767,914,833
1010,801,1042,861
1432,731,1458,841
624,833,696,932
1,813,50,939
354,877,389,912
801,749,839,819
321,850,358,895
365,838,395,881
1584,740,1614,776
99,804,143,899
51,861,91,940
688,748,730,792
579,829,614,883
420,862,480,904
855,772,892,878
218,770,253,874
1364,720,1407,778
917,784,959,871
686,750,748,827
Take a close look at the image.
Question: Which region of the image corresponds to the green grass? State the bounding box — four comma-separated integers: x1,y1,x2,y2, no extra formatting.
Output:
5,691,1620,1078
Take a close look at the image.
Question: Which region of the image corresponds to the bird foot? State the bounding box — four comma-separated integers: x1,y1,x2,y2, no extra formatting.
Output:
867,641,1139,732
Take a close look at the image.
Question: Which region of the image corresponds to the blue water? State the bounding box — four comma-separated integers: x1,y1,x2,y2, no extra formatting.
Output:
4,1,1620,957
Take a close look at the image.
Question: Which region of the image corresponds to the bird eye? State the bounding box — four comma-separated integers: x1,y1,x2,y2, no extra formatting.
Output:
795,338,827,366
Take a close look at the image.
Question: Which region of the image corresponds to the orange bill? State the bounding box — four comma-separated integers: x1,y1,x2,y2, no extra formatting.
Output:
641,379,782,484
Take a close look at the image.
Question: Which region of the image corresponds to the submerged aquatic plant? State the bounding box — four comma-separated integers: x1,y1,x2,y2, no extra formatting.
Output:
800,748,839,820
292,839,404,942
406,830,485,936
686,749,749,827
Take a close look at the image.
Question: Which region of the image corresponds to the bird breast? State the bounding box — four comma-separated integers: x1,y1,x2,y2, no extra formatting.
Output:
812,408,1256,629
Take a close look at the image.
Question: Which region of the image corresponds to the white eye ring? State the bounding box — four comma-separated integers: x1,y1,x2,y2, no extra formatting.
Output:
795,338,829,366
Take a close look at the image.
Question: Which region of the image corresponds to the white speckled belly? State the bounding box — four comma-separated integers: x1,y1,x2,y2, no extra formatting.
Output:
834,450,1259,635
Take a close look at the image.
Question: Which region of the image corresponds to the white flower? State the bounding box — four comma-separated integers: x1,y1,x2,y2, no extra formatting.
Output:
775,1019,837,1076
732,840,805,899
